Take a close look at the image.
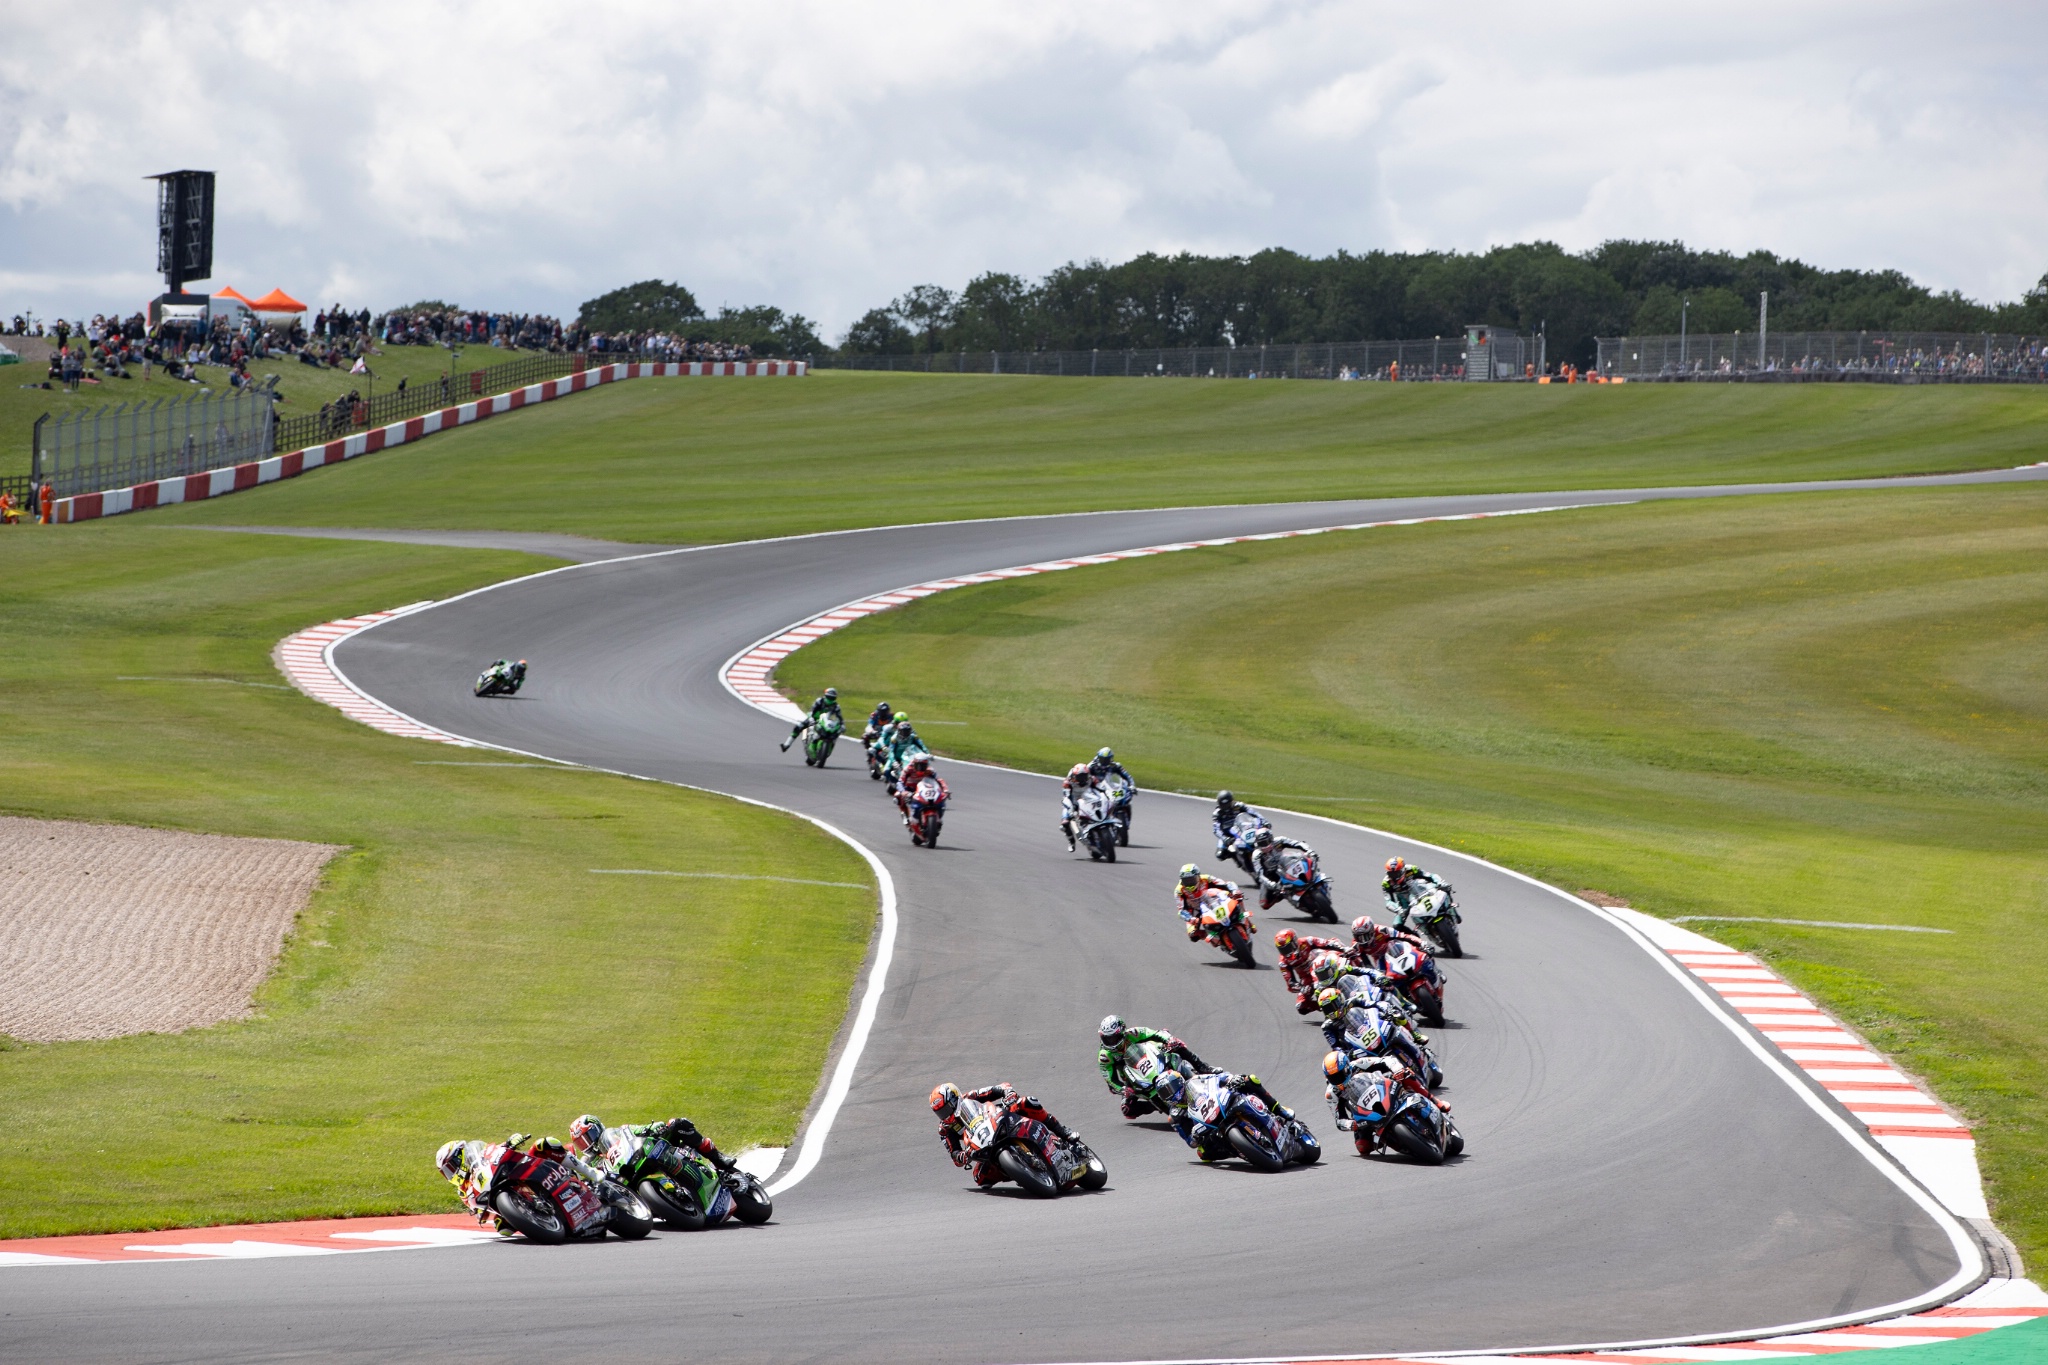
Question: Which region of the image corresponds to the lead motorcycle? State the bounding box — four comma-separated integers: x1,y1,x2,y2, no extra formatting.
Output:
1189,884,1257,967
1271,846,1337,923
801,710,843,767
1329,1062,1463,1165
473,659,527,698
955,1096,1107,1198
477,1136,653,1244
1179,1073,1320,1172
903,772,947,848
1067,786,1121,863
1393,885,1464,959
598,1127,773,1231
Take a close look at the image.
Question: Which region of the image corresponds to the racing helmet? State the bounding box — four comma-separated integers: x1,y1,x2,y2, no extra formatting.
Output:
824,687,837,699
1316,986,1347,1016
434,1140,468,1182
567,1114,605,1156
1273,927,1298,953
1313,954,1347,986
1098,1014,1126,1048
1068,763,1093,783
1153,1069,1187,1109
1095,747,1114,764
1323,1050,1353,1082
875,701,892,715
929,1082,962,1119
1252,828,1274,849
516,658,526,667
894,715,910,729
1351,915,1379,945
1178,862,1202,888
1215,789,1234,808
1385,856,1407,880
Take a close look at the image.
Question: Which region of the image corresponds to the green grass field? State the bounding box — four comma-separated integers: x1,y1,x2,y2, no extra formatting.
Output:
134,372,2048,542
0,523,874,1237
780,484,2048,1268
4,342,528,481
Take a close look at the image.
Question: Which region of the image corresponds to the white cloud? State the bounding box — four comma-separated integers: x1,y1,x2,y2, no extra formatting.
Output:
0,0,2042,333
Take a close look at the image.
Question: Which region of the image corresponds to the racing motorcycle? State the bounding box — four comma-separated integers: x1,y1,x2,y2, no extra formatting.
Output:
1218,808,1270,879
1068,786,1121,863
955,1096,1107,1198
1270,846,1337,923
478,1137,653,1244
1330,1065,1463,1165
883,743,928,795
1190,885,1256,967
473,659,526,698
1326,1001,1443,1090
801,710,844,767
863,725,888,781
599,1127,773,1230
1182,1074,1320,1172
1393,885,1464,958
1099,771,1135,846
1313,954,1426,1033
903,772,947,848
1377,937,1445,1026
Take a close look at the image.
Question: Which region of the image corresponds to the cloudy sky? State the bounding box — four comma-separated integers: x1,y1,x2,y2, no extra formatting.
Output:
3,1,2044,336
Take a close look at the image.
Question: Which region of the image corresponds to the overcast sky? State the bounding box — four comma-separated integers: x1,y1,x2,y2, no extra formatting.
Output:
3,2,2044,336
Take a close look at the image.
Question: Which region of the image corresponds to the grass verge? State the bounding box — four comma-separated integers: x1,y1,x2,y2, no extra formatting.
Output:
780,483,2048,1268
0,522,873,1237
142,372,2048,542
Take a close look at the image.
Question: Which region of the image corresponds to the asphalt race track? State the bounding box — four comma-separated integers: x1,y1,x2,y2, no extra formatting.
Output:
12,471,2038,1364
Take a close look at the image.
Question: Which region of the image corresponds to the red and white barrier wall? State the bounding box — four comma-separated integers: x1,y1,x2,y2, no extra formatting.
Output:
53,359,805,525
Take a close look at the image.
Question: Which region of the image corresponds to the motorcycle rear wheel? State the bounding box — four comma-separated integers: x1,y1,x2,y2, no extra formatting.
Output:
996,1146,1061,1198
1226,1123,1288,1172
493,1185,568,1244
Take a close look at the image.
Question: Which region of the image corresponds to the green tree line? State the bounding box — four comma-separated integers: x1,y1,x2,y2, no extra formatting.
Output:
840,242,2048,367
575,280,824,357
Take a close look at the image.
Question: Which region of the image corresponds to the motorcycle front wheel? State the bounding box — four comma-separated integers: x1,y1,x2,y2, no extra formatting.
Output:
1434,920,1464,957
996,1146,1061,1198
1385,1114,1445,1165
492,1185,567,1244
1077,1152,1109,1190
731,1178,773,1225
1225,1123,1287,1173
604,1194,654,1240
638,1177,707,1231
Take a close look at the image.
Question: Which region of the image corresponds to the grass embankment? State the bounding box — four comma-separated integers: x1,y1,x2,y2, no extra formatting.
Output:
146,372,2048,541
4,343,530,480
781,485,2048,1266
0,524,873,1237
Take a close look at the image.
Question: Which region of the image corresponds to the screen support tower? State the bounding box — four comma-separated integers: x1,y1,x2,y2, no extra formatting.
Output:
150,170,215,295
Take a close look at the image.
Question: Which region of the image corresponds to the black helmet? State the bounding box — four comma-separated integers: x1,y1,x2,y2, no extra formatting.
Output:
824,687,838,699
1215,790,1234,807
1252,828,1274,849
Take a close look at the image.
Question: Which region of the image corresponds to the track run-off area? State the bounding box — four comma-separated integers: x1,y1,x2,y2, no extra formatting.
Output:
6,469,2047,1364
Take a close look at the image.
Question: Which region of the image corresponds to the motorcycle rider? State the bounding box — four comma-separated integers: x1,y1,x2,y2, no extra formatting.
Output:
864,700,894,739
482,658,526,690
1382,856,1451,918
896,753,950,820
1317,986,1436,1079
783,687,843,751
1274,927,1351,1014
1152,1068,1299,1159
1087,747,1133,787
436,1132,608,1231
1060,762,1098,849
1212,791,1260,860
881,716,927,791
931,1081,1080,1187
1174,862,1240,943
566,1112,738,1176
1097,1014,1211,1118
1249,827,1317,910
1322,1049,1447,1157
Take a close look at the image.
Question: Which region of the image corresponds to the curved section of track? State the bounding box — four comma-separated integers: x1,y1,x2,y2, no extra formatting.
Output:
9,473,2036,1364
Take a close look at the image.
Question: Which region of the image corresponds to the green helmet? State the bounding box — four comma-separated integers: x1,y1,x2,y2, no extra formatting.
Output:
1316,986,1346,1016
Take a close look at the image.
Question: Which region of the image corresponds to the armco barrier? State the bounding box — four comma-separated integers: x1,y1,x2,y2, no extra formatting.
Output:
52,360,805,524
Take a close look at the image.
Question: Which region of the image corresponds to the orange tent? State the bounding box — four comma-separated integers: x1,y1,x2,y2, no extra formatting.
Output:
213,286,257,305
249,288,306,313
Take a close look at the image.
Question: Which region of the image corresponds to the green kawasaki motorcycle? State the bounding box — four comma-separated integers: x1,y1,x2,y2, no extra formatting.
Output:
599,1128,773,1230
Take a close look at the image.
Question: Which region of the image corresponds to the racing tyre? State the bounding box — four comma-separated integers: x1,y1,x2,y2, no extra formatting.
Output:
731,1178,774,1225
1077,1150,1109,1190
638,1177,707,1231
1301,886,1336,923
493,1185,567,1244
1290,1127,1322,1165
605,1195,654,1240
996,1147,1061,1198
1434,921,1463,958
1226,1123,1287,1173
1385,1115,1445,1165
1226,931,1255,968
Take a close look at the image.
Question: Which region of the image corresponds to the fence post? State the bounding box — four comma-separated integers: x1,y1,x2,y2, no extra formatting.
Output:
31,413,46,488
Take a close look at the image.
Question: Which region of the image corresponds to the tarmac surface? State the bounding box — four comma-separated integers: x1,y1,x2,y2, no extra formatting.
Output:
11,470,2036,1364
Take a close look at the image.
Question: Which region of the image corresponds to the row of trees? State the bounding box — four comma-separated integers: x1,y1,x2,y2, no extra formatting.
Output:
575,280,824,357
840,242,2048,367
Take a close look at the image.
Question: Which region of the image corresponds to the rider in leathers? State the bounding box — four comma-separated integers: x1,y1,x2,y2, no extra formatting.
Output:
1060,763,1097,849
896,753,949,824
1156,1069,1298,1159
1382,856,1451,918
1212,790,1261,860
1323,1050,1449,1157
566,1113,737,1176
1174,864,1240,943
783,688,843,751
1274,927,1351,1013
435,1133,608,1233
1249,828,1317,910
1317,986,1437,1081
1087,747,1133,787
883,718,926,790
932,1082,1079,1186
1097,1015,1211,1118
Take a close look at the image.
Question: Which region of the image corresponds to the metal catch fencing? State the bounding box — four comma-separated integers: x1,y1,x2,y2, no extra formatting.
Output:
270,349,598,453
33,381,279,500
815,334,1541,382
1597,331,2048,382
